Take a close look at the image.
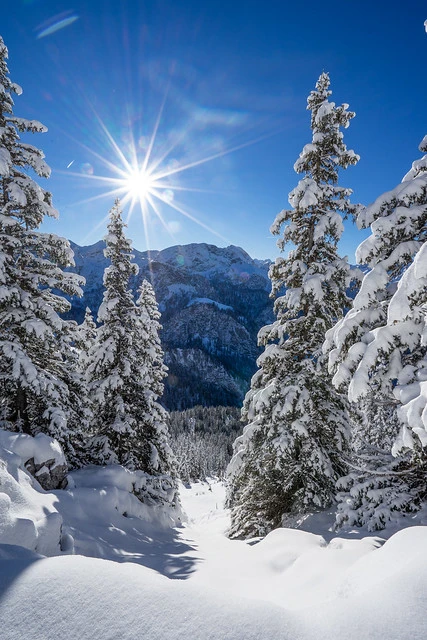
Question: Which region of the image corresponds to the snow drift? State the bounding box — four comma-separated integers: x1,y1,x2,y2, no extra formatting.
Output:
0,526,427,639
0,435,71,557
1,442,426,640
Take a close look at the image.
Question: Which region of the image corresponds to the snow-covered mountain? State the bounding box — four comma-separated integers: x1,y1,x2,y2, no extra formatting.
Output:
67,241,273,410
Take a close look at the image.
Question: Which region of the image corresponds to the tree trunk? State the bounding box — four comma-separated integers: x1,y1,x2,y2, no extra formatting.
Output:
15,385,31,434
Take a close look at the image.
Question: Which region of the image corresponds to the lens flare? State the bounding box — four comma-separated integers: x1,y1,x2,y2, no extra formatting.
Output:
81,162,94,175
36,12,79,39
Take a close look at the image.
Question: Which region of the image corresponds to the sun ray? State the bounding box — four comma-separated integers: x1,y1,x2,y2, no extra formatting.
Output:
58,83,279,249
141,82,170,175
146,193,174,237
68,188,127,209
145,123,192,176
152,130,279,182
55,169,124,185
88,104,134,175
138,197,157,281
125,104,139,169
53,121,133,178
153,190,228,242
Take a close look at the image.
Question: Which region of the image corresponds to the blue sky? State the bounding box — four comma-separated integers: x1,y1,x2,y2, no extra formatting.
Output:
2,0,427,260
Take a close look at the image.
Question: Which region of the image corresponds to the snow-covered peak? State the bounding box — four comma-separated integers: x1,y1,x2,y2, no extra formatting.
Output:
65,240,273,410
70,240,107,269
147,243,265,278
69,240,270,283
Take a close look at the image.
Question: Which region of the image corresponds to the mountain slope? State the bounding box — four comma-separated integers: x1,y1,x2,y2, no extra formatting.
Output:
67,241,273,410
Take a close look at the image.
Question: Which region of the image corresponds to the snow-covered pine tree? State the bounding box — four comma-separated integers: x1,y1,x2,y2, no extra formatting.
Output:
75,307,97,372
226,73,360,538
59,321,94,468
134,278,176,476
334,393,419,531
386,140,427,456
136,280,168,400
75,307,97,351
0,36,86,464
325,134,427,529
393,242,427,452
87,202,176,485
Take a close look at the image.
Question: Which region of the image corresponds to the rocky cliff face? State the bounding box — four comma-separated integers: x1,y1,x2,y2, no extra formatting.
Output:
67,241,273,410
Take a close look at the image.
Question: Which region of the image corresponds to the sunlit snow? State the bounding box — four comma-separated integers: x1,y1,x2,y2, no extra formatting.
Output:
1,456,427,639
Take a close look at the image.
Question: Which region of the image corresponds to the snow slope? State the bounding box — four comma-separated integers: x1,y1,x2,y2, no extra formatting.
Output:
179,483,382,610
69,240,273,409
1,478,427,639
0,552,302,640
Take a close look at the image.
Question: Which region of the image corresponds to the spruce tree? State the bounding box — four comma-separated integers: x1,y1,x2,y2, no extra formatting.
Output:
325,134,427,528
87,201,175,480
75,307,97,352
60,321,94,468
226,73,359,538
393,242,427,452
75,306,97,377
134,279,175,475
0,36,85,463
325,135,427,405
136,280,168,400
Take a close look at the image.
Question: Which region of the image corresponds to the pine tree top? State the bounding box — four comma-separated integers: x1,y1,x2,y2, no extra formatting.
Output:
293,71,359,186
267,74,359,347
98,200,139,324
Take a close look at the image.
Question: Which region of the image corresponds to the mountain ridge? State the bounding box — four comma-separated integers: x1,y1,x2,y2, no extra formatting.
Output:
67,240,274,410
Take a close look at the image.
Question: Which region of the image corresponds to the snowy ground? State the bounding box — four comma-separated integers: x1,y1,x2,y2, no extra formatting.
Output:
1,476,427,639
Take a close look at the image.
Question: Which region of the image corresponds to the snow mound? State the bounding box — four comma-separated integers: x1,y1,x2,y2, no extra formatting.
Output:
1,527,427,639
246,528,384,609
67,464,183,527
0,443,71,556
0,431,67,489
0,439,183,564
251,527,327,573
0,554,301,640
308,526,427,640
0,431,66,468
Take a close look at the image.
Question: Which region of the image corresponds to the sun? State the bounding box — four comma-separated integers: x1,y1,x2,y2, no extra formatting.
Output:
64,111,234,243
61,92,274,247
122,167,154,205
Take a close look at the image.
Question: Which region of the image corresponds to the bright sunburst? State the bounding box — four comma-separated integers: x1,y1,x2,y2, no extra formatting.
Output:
123,167,154,204
60,92,275,248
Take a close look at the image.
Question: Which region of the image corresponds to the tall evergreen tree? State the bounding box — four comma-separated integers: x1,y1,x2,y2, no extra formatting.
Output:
134,279,175,475
0,36,85,462
60,321,94,468
226,73,360,538
136,280,168,400
325,135,427,406
75,306,97,378
325,134,427,528
87,202,175,479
